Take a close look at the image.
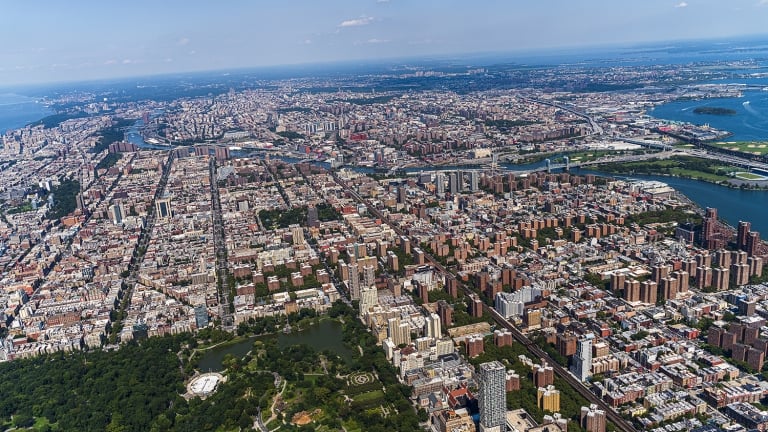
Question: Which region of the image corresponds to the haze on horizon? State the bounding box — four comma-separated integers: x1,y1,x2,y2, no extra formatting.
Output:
3,0,768,86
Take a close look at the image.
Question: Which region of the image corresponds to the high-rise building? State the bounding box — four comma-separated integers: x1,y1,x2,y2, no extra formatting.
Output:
306,205,319,227
449,172,460,194
571,337,593,382
477,361,506,432
291,226,304,246
533,363,554,388
360,286,378,314
738,221,751,251
438,300,453,327
537,385,561,413
194,305,209,329
435,173,445,197
426,313,442,339
110,202,125,225
348,262,360,300
701,207,717,245
387,317,410,346
469,171,479,192
713,267,730,291
581,404,607,432
747,231,761,257
363,265,376,289
156,197,172,218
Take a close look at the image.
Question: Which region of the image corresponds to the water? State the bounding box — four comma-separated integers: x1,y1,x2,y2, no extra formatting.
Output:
650,88,768,142
0,93,53,134
196,319,352,371
578,168,768,234
126,119,172,150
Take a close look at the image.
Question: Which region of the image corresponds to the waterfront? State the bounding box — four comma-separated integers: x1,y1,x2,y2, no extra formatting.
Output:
577,168,768,234
197,319,352,371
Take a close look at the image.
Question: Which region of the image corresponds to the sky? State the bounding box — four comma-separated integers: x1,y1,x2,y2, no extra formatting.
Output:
2,0,768,86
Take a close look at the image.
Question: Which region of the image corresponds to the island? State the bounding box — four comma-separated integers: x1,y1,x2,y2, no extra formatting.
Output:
693,106,737,115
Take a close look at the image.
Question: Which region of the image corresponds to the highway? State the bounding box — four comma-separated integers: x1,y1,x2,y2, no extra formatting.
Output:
330,171,638,432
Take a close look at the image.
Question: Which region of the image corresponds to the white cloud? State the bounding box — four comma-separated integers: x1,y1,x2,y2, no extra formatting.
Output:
674,2,688,7
177,37,190,46
122,59,133,64
104,59,118,65
303,39,313,45
376,0,390,3
366,38,389,44
339,16,374,27
759,0,768,6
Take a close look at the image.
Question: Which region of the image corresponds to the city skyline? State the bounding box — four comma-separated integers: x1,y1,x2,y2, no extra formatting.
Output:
2,0,768,86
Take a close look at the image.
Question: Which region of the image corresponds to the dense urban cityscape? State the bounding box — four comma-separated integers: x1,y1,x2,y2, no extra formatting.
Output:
4,24,768,432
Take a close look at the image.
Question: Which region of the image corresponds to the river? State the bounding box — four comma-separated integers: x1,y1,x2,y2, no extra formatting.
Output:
196,319,353,371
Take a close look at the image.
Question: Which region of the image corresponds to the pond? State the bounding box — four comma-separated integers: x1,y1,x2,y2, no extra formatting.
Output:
196,319,354,371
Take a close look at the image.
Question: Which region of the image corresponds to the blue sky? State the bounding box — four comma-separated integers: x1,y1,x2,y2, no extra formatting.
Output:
2,0,768,85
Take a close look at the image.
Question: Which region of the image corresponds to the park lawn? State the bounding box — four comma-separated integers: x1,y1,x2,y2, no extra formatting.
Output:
735,172,766,180
712,141,768,155
353,389,386,403
669,168,731,182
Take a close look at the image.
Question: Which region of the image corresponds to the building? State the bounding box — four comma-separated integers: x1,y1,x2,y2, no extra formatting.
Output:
438,300,454,327
581,404,607,432
466,336,484,358
387,317,410,347
156,197,172,218
537,385,561,413
533,363,555,388
109,202,125,225
478,361,507,432
360,286,378,313
426,313,442,339
571,337,593,382
194,305,209,329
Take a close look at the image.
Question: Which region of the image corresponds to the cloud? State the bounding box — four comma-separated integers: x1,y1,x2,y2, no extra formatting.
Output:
759,0,768,6
122,59,133,64
366,38,389,44
177,37,190,46
339,16,374,27
674,2,688,7
303,39,313,45
104,59,118,65
376,0,390,3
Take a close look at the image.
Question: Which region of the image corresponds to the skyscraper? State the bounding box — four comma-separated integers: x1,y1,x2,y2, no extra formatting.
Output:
478,360,506,432
571,337,593,382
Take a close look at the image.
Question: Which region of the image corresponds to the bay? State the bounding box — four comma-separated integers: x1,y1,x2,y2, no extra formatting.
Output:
0,93,52,134
650,89,768,142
